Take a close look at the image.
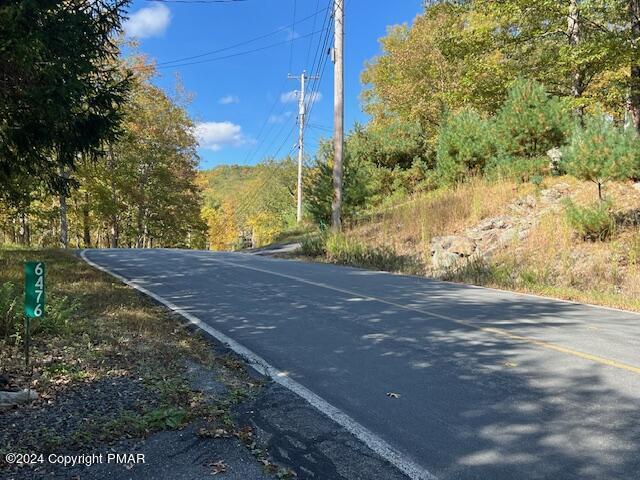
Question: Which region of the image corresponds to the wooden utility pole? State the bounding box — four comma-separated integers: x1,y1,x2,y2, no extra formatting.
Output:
289,70,319,223
331,0,344,231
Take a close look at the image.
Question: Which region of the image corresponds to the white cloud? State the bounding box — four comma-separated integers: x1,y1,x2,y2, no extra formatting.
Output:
280,91,298,103
219,95,240,105
268,111,293,124
284,28,300,41
280,90,322,104
194,121,247,151
124,4,171,39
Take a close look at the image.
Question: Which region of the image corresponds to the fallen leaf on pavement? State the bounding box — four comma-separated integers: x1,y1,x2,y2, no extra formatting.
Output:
209,460,228,475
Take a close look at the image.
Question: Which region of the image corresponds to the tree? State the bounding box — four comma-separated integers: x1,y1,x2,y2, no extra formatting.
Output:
629,0,640,131
0,0,131,206
198,159,297,249
305,139,373,226
361,1,513,148
436,109,496,184
79,59,205,249
480,0,626,117
494,79,571,160
563,114,639,200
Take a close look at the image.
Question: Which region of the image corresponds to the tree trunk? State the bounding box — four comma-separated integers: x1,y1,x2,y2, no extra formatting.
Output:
107,144,119,248
19,213,30,246
136,205,144,248
568,0,585,119
10,219,16,244
82,192,91,248
630,0,640,132
59,190,68,249
59,166,70,249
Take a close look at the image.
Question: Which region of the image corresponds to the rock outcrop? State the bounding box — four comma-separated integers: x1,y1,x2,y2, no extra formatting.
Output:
430,183,571,272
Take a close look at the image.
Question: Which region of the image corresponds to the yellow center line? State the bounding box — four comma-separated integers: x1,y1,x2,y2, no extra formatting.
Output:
206,255,640,376
482,327,640,375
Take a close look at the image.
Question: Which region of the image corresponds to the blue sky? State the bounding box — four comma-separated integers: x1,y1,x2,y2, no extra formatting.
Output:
123,0,423,169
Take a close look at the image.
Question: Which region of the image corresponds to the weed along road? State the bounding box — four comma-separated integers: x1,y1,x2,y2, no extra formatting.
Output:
81,248,640,480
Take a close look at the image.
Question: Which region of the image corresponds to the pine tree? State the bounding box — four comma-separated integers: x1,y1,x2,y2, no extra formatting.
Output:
436,109,496,184
494,79,571,160
563,114,639,200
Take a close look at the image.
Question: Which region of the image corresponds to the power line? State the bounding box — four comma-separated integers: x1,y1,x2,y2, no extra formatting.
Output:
156,5,329,67
288,0,297,73
233,19,333,220
305,0,321,68
232,129,297,220
154,30,323,70
237,78,289,166
234,2,332,167
229,1,334,220
144,0,247,4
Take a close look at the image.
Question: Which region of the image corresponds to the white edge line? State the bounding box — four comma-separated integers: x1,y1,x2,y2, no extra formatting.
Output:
79,250,437,480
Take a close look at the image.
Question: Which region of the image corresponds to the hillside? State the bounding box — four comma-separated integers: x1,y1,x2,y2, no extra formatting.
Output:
197,161,299,250
300,178,640,312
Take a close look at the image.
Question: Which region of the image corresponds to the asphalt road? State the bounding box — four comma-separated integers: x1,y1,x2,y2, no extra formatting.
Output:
82,249,640,480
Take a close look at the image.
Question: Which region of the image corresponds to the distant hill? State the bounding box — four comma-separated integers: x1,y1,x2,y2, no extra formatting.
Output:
196,160,298,249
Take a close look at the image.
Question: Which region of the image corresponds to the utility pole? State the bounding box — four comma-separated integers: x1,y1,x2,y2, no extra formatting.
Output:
288,70,319,223
331,0,344,231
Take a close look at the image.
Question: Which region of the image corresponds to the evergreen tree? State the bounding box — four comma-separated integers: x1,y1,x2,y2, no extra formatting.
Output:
563,114,639,200
494,79,571,160
436,109,496,184
0,0,131,201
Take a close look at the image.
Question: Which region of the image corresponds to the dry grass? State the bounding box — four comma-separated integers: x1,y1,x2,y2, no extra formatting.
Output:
484,181,640,311
349,178,532,261
0,249,213,386
341,177,640,312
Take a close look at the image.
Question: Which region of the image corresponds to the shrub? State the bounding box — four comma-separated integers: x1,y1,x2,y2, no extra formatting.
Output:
564,199,615,241
562,114,639,200
494,79,571,160
305,140,373,225
485,155,548,183
299,234,327,257
436,109,496,184
325,233,407,271
0,282,21,339
32,295,79,335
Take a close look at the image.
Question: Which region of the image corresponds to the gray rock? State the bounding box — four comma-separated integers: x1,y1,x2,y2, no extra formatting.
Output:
547,147,563,174
431,236,476,257
0,389,38,409
432,249,464,270
430,236,477,270
431,183,572,275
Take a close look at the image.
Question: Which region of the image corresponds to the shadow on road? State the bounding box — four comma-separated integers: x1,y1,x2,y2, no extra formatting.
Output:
85,249,640,480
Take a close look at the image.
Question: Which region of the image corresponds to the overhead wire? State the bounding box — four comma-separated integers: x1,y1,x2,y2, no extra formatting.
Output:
237,0,332,168
155,6,329,67
153,30,323,70
144,0,248,4
231,0,334,218
288,0,297,73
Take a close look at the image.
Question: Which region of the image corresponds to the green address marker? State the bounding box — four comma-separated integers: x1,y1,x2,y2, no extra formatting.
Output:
24,261,45,368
